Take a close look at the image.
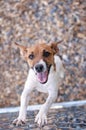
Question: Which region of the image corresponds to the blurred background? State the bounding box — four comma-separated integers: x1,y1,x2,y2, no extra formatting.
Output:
0,0,86,108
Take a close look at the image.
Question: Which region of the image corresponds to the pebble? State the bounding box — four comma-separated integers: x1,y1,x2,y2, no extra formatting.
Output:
1,106,86,129
50,6,58,14
62,54,69,62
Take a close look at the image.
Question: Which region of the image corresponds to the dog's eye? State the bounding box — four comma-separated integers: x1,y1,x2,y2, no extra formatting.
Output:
43,50,51,57
28,53,34,60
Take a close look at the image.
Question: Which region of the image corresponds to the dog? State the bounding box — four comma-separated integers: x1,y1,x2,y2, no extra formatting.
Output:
13,42,64,127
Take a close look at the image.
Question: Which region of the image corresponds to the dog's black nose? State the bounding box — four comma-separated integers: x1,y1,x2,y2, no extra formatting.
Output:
35,64,44,73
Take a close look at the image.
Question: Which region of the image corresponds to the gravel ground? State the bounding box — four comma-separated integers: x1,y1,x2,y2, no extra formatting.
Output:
0,0,86,107
0,105,86,130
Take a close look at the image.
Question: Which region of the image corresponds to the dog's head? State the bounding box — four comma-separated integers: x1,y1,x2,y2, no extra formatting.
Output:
15,42,61,84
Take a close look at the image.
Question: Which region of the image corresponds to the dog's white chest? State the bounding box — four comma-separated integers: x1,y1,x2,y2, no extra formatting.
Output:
36,84,48,93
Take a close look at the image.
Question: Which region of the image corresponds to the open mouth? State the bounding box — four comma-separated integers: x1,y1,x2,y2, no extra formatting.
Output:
36,71,48,84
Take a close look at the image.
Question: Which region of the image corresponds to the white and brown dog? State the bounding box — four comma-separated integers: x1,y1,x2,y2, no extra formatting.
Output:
13,42,64,127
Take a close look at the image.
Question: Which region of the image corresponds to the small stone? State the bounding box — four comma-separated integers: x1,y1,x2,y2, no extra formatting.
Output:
62,54,69,62
50,6,58,14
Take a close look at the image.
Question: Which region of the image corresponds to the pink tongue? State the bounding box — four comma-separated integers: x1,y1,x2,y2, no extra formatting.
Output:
36,71,48,83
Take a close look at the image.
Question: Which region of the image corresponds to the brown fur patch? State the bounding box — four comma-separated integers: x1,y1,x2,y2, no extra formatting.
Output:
16,42,60,69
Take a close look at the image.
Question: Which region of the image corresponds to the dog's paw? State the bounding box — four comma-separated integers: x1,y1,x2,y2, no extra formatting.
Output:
12,118,26,126
35,112,47,127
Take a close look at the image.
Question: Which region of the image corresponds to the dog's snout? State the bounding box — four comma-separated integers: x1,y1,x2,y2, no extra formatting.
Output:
35,64,44,73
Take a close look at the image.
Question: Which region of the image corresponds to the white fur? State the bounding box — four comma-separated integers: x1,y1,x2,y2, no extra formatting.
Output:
13,55,64,127
34,59,47,73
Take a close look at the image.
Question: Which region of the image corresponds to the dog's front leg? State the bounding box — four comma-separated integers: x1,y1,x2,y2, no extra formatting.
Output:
35,91,57,127
13,81,34,126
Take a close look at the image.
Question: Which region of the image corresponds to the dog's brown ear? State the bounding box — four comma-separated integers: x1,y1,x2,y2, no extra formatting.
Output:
15,42,27,58
50,41,62,54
